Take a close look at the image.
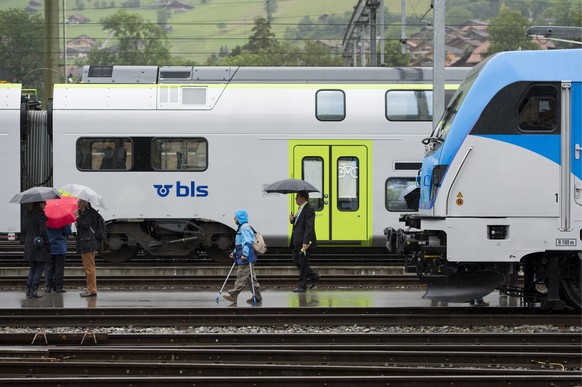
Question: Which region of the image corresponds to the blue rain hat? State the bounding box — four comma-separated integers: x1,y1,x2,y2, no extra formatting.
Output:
234,209,248,224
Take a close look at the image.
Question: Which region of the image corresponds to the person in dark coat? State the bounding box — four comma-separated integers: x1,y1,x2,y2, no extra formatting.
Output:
75,199,100,297
289,190,319,292
45,224,72,293
22,202,50,298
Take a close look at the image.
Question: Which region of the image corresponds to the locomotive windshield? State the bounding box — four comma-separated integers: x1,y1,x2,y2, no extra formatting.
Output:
428,56,494,148
431,76,475,144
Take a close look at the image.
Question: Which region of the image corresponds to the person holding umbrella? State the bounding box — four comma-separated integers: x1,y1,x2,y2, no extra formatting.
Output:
289,190,319,292
75,199,100,297
9,187,61,298
44,224,72,293
22,202,50,298
43,196,77,293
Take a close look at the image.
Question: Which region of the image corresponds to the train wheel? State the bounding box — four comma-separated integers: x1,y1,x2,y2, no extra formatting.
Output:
561,277,581,310
205,246,232,263
100,245,138,263
560,256,581,310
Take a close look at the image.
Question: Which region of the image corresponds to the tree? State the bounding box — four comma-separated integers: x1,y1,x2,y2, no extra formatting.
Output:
301,40,342,66
265,0,278,23
0,9,45,84
488,6,538,55
243,18,278,53
86,9,171,65
157,8,170,25
383,40,410,67
75,0,86,11
212,17,344,66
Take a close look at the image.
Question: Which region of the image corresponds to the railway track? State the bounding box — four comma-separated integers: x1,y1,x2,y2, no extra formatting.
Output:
0,307,578,328
0,241,403,265
0,318,579,386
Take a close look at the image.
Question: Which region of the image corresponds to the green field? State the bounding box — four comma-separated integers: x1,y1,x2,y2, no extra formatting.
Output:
1,0,431,63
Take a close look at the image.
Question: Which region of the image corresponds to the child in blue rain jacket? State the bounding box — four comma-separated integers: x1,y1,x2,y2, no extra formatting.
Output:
222,209,263,304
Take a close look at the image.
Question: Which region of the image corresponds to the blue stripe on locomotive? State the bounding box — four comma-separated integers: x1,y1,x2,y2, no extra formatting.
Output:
420,50,582,210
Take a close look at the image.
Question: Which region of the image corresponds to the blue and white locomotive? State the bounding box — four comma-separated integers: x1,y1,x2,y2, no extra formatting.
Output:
389,49,582,309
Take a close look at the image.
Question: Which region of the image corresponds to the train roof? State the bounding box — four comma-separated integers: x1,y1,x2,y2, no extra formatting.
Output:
471,48,582,84
81,65,471,85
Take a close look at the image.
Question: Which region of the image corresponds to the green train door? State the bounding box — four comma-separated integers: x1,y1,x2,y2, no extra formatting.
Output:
292,144,369,245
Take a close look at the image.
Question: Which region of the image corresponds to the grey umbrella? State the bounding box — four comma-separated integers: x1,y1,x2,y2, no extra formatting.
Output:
264,178,320,194
9,187,61,204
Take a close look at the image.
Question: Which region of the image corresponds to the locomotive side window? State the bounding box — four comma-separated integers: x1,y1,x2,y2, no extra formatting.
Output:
316,90,345,121
385,177,417,211
76,138,132,171
517,85,557,132
302,157,323,211
152,138,207,171
337,157,359,211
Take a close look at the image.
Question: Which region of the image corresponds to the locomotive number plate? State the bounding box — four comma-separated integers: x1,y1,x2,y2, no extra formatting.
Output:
555,238,577,246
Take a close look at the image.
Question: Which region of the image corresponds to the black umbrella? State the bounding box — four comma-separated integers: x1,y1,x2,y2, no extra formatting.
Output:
9,187,61,204
265,178,320,194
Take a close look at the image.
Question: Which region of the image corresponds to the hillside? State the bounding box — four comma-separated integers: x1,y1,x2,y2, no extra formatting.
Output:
3,0,423,63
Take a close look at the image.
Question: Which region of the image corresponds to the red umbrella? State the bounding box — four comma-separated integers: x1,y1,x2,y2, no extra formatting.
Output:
45,196,78,228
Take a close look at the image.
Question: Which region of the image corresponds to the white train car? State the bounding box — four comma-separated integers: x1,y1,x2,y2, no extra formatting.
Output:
0,83,22,235
7,66,469,262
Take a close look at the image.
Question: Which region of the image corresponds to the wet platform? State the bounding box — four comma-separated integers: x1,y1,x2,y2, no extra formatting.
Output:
7,288,521,309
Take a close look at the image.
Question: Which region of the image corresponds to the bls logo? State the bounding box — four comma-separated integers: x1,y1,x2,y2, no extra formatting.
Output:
154,182,209,198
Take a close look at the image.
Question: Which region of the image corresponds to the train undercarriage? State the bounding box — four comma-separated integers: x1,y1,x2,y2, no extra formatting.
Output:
100,219,235,263
385,227,582,310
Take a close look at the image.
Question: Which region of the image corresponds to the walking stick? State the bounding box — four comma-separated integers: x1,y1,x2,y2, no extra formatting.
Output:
216,260,237,303
248,261,257,305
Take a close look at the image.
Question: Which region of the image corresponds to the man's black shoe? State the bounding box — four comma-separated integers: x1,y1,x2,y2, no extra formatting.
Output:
293,287,306,293
310,274,320,289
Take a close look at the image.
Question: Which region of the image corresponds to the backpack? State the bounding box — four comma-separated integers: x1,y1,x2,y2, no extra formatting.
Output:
250,226,267,255
91,212,107,241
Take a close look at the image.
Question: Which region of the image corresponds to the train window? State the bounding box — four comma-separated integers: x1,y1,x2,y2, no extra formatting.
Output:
302,157,323,211
517,86,557,132
337,157,359,211
316,90,345,121
151,138,208,171
385,90,457,122
386,177,417,212
386,90,433,121
76,138,132,171
182,87,206,105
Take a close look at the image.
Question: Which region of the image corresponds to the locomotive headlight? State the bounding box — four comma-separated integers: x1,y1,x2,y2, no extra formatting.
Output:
488,225,508,240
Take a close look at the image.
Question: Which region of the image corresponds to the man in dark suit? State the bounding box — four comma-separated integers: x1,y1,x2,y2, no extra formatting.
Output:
289,190,320,292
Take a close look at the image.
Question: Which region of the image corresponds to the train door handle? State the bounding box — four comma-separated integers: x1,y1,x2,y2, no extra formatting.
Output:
575,144,581,160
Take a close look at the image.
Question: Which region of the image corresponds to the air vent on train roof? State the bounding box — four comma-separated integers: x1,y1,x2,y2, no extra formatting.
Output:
159,70,192,80
82,65,158,83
